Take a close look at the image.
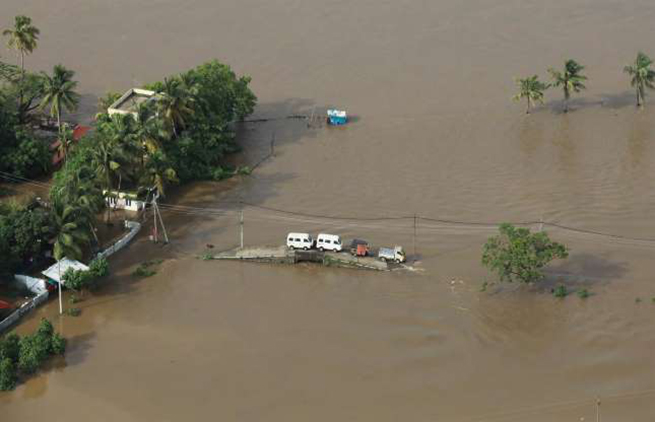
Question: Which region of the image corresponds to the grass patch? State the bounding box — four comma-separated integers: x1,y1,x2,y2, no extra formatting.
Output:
479,281,488,292
68,295,80,304
65,308,81,317
132,259,164,278
552,285,568,298
577,289,590,299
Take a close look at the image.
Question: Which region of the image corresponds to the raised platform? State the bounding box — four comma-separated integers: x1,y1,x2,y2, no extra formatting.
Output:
212,246,391,271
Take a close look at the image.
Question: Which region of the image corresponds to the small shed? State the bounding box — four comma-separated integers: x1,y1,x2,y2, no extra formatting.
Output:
327,109,348,125
42,258,89,286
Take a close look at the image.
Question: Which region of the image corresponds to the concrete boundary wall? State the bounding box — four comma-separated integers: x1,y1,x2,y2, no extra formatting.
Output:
96,220,141,260
0,291,49,334
1,220,141,334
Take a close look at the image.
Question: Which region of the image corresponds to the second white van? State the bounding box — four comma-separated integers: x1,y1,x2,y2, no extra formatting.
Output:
286,233,314,250
316,233,342,252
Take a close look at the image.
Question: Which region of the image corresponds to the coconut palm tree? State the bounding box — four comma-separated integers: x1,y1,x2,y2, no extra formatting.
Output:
51,198,92,261
39,64,80,131
57,123,75,163
134,101,169,155
548,59,587,113
513,75,549,114
141,151,178,197
2,15,39,72
623,52,655,107
91,131,130,223
157,77,195,137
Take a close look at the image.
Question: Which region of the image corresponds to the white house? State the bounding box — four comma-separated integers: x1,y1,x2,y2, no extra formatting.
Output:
107,88,157,117
104,190,147,212
42,258,89,286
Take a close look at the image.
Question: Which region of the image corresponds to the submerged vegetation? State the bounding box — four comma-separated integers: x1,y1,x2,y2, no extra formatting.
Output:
0,318,65,391
0,14,256,286
482,223,568,284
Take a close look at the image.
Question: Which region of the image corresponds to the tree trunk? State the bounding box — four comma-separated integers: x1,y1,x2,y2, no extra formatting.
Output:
637,87,642,107
526,98,531,114
106,171,112,224
564,98,569,113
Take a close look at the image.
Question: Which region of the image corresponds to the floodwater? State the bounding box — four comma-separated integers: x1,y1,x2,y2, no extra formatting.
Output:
2,0,655,420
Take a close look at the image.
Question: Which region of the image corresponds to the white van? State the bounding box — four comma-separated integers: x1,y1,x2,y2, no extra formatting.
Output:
286,233,314,250
316,233,342,252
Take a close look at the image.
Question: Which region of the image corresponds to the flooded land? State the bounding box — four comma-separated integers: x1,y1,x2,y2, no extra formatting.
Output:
2,0,655,420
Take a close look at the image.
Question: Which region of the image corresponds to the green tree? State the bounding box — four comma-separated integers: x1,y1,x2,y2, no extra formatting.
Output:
156,77,195,137
0,333,20,362
39,64,80,131
51,198,91,261
482,223,568,283
141,151,178,197
2,15,39,72
623,52,655,107
548,59,587,113
57,123,75,163
512,75,549,114
0,358,17,391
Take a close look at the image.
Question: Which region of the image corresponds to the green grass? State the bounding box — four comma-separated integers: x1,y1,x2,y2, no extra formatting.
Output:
479,281,488,292
132,259,164,278
65,308,81,317
577,289,590,299
552,285,568,298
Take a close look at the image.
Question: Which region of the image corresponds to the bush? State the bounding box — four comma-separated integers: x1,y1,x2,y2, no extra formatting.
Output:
65,308,81,317
0,333,20,362
50,333,66,355
0,358,17,391
2,130,51,178
89,257,109,278
553,285,568,298
18,334,49,374
62,267,93,291
577,289,590,299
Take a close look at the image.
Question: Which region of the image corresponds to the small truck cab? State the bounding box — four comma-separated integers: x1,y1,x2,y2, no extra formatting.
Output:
378,246,406,263
349,239,370,256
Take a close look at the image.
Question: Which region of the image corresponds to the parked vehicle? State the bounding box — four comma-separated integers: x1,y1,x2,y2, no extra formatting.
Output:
286,233,314,250
349,239,370,256
316,234,342,252
378,246,406,263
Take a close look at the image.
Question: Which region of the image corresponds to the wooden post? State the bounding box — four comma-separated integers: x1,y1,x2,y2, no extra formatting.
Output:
596,397,601,422
413,214,417,261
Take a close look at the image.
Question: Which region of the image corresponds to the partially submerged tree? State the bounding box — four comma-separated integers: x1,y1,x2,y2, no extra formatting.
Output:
482,223,568,283
623,52,655,107
512,75,549,114
2,15,39,72
548,59,587,112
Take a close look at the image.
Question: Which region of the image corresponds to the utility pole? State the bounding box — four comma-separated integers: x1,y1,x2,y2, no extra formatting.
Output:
413,213,417,261
538,215,544,232
240,209,244,249
596,396,601,422
155,199,169,244
57,260,63,315
152,196,158,243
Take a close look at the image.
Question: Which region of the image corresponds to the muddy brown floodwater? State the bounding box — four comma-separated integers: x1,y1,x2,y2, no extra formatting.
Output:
3,0,655,420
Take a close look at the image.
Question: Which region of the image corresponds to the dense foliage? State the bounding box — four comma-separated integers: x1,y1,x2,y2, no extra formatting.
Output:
0,202,54,277
482,223,568,283
0,319,65,391
62,257,110,291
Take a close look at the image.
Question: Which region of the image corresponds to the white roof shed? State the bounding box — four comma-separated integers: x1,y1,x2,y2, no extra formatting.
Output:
42,258,89,284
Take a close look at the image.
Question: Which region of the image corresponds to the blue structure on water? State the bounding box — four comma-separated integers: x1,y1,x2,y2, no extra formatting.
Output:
327,109,347,125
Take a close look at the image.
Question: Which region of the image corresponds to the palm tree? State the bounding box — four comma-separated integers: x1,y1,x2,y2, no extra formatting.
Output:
39,64,80,131
51,198,92,261
513,75,549,114
157,77,195,137
548,59,587,112
91,131,129,223
57,123,75,163
134,102,169,155
141,151,178,197
2,15,39,72
624,52,655,107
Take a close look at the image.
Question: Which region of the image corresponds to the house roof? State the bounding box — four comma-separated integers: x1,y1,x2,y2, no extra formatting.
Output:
51,125,91,166
42,258,89,284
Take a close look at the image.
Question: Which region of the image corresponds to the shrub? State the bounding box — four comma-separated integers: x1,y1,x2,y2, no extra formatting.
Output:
62,267,93,291
18,334,49,374
553,285,568,298
0,358,17,391
577,289,590,299
65,308,81,317
0,333,20,362
50,333,66,355
89,257,109,278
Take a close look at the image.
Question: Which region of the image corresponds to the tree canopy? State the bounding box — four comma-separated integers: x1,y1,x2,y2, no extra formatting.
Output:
624,52,655,107
512,75,549,114
548,59,587,112
482,223,568,283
